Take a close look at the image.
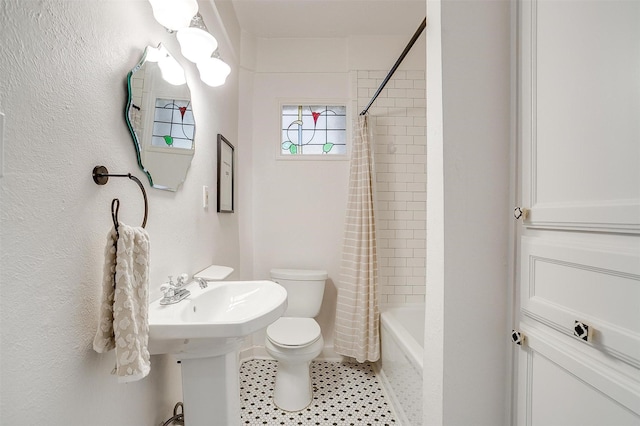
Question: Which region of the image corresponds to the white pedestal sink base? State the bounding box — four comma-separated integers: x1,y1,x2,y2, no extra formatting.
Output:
180,352,241,426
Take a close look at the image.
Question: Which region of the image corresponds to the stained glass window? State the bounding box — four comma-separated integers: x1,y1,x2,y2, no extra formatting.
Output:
152,98,195,150
281,104,347,156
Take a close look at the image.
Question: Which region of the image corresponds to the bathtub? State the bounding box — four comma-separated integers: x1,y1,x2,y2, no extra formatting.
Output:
379,305,424,425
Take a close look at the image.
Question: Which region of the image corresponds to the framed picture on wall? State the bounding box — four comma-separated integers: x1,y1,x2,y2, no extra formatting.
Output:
217,134,234,213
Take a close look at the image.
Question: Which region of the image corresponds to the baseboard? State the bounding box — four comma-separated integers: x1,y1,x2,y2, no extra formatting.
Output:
239,345,348,364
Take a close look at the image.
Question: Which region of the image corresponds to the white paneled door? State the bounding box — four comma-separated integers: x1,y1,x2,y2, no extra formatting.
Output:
514,1,640,425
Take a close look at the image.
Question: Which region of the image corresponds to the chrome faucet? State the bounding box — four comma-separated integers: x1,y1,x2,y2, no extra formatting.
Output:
195,277,208,289
160,275,191,305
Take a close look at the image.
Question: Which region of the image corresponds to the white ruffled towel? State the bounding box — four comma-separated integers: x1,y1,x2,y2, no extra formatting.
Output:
93,223,150,383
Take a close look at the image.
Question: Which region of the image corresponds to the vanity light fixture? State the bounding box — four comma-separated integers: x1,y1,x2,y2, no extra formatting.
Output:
177,14,218,64
147,0,231,87
197,51,231,87
148,0,198,32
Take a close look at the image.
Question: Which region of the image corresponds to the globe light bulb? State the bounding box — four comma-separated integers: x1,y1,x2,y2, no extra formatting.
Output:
148,0,198,31
197,57,231,87
177,27,218,64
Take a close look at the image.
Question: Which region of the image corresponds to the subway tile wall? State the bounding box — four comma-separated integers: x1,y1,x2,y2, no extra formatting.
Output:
355,70,427,304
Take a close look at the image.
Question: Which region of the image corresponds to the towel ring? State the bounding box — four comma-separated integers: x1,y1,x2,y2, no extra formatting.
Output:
92,165,148,228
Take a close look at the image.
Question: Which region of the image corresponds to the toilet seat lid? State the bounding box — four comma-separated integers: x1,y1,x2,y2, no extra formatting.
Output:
266,317,321,347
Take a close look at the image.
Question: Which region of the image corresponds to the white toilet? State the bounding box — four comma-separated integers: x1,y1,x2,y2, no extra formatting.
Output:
265,268,327,411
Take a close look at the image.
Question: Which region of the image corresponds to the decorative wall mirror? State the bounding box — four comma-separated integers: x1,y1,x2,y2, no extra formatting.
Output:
125,44,195,191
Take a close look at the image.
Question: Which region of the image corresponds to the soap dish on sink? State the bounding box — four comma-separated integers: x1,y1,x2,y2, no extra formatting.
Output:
193,265,234,281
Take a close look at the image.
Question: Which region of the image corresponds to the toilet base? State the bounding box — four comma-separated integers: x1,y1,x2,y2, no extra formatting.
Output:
273,360,313,411
265,335,324,412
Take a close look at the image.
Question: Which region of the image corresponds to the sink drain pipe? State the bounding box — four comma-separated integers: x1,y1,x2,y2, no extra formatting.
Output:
161,402,184,426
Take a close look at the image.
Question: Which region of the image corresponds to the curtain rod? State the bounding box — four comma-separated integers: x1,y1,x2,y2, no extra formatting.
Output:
360,17,427,116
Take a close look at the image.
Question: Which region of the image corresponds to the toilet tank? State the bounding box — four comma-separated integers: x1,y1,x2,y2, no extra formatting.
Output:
270,269,327,317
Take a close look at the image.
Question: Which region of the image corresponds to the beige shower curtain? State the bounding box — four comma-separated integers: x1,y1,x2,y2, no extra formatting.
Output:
334,115,380,363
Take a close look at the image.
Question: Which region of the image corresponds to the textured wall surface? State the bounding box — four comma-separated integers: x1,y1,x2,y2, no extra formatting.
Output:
0,0,240,424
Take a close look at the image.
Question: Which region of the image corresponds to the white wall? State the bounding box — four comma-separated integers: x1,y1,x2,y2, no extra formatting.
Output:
425,0,511,425
239,33,425,356
247,69,351,354
0,0,240,424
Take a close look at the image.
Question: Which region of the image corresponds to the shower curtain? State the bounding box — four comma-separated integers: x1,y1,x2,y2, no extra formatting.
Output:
334,115,380,363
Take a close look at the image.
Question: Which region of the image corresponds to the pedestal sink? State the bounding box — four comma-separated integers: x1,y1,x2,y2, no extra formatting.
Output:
149,280,287,425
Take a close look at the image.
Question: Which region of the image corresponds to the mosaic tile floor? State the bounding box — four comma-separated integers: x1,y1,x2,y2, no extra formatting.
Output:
239,359,398,426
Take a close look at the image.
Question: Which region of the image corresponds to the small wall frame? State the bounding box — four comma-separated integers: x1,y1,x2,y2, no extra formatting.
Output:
217,134,234,213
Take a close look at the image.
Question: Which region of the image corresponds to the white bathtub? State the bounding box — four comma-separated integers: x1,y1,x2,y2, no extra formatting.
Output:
380,305,424,425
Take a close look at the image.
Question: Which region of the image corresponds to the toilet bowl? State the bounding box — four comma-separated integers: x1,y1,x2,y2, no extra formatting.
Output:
265,268,327,412
265,317,324,411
